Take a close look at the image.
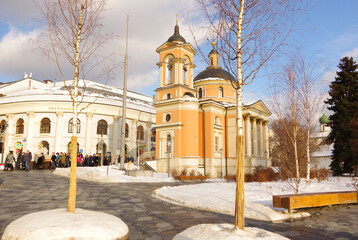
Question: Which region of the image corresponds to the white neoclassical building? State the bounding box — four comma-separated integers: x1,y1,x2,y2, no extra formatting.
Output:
0,74,156,163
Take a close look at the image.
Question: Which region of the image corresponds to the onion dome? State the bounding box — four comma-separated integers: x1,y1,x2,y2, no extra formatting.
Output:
194,68,236,82
319,113,330,124
194,41,236,82
167,21,186,43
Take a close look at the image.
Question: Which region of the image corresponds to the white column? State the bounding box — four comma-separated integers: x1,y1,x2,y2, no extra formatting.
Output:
26,112,35,152
251,117,258,157
245,116,251,157
85,112,93,155
131,119,137,161
259,120,264,157
5,114,14,152
146,122,151,153
264,121,270,161
54,112,63,153
174,62,179,84
112,115,119,163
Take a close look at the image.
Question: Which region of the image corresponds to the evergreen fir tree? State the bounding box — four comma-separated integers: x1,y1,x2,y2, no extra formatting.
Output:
325,57,358,176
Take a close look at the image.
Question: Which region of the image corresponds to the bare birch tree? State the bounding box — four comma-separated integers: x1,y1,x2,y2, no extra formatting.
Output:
271,61,302,193
192,0,307,230
36,0,116,213
295,52,323,181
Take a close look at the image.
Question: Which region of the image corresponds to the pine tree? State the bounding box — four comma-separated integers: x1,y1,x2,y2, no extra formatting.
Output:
325,57,358,176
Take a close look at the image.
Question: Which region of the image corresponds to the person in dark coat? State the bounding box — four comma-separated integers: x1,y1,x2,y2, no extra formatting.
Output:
37,153,44,169
24,150,32,171
20,152,25,170
16,151,22,170
88,154,94,167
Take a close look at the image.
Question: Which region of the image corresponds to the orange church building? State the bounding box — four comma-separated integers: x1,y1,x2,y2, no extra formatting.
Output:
154,22,271,178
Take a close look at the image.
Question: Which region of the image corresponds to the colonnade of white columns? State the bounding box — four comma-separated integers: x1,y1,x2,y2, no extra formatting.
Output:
243,115,268,158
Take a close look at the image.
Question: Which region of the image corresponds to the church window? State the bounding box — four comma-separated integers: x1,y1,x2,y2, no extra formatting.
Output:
165,114,171,122
215,136,219,152
40,118,51,133
166,134,172,153
165,55,174,85
97,120,108,135
198,88,203,98
183,56,190,85
167,93,172,99
136,125,144,141
68,118,81,133
151,128,156,142
219,87,223,97
16,118,24,134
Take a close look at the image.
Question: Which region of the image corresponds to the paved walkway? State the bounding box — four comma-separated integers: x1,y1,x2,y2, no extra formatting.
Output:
0,170,357,240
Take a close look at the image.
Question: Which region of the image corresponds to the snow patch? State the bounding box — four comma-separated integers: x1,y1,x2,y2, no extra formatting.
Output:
154,178,355,222
2,208,129,240
53,166,174,183
173,224,289,240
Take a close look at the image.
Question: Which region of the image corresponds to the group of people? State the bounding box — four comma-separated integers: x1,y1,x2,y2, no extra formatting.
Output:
3,150,118,171
4,150,34,171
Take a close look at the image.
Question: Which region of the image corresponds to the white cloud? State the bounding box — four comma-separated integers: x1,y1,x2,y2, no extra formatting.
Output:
343,47,358,59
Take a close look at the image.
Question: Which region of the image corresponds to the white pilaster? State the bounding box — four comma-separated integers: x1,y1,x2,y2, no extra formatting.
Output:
5,114,14,152
251,117,258,157
26,112,35,152
146,122,151,153
54,112,63,153
131,119,137,161
245,116,251,157
112,115,119,163
264,121,270,161
259,120,264,157
85,112,93,155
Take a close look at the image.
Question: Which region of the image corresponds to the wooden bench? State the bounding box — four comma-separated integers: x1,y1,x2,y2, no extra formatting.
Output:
273,191,358,210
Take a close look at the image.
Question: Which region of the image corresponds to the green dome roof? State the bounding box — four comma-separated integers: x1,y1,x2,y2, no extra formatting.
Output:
319,113,330,124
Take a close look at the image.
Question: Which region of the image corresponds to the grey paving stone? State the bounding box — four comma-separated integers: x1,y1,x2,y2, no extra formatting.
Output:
1,171,358,240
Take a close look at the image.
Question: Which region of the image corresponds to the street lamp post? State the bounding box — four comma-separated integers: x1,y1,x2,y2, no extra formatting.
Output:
220,147,223,179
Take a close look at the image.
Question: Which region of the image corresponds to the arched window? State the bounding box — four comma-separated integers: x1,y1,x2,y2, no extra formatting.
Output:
137,125,144,141
218,87,223,98
68,118,81,133
40,118,51,133
16,118,24,134
151,128,156,142
125,123,129,138
97,120,108,135
0,120,6,133
166,134,172,154
183,56,190,85
167,93,172,99
198,88,203,98
165,55,174,85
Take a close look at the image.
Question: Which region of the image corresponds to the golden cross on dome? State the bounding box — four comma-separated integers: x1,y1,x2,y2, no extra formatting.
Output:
176,14,179,24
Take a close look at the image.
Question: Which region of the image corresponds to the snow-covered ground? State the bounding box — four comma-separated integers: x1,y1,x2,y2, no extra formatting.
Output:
173,224,289,240
154,177,356,222
53,165,175,183
2,208,129,240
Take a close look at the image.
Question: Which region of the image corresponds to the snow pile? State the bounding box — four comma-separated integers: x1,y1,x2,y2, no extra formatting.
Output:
173,224,289,240
154,178,355,222
53,166,174,183
2,208,129,240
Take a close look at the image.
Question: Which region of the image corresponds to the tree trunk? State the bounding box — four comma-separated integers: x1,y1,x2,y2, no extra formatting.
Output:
68,0,84,213
234,0,245,230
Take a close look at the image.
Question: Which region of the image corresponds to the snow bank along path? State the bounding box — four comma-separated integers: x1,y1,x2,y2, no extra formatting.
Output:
154,178,356,222
2,208,129,240
173,224,289,240
53,166,174,183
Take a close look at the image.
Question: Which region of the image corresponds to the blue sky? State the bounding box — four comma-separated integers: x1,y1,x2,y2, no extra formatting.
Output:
0,0,357,104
